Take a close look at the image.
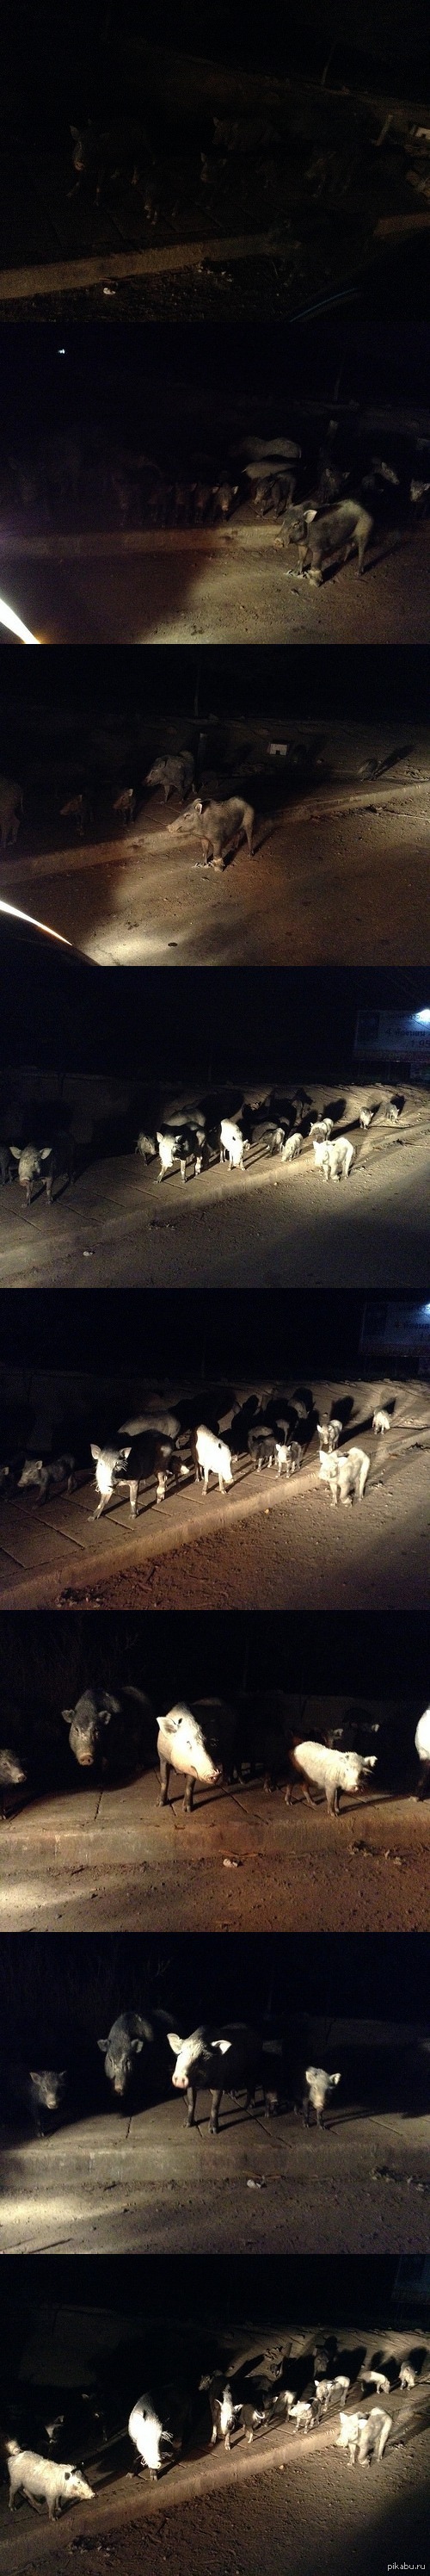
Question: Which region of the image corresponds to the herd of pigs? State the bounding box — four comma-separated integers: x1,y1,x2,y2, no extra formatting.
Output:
3,364,430,564
2,1675,430,1821
0,1390,411,1533
2,2338,425,2518
0,1083,407,1208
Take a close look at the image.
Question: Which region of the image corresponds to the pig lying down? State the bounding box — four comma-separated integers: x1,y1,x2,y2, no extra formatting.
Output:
6,2443,94,2519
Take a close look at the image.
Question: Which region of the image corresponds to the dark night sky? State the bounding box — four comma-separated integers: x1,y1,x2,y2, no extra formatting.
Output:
2,1605,430,1705
0,2251,402,2337
3,647,430,726
0,1285,390,1377
0,1930,429,2043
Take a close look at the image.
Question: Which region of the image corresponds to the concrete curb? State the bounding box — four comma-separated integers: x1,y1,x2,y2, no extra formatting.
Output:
0,1453,320,1606
0,232,292,305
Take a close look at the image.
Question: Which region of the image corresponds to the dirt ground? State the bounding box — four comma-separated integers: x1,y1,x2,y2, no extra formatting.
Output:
2,1733,429,1934
1,2368,430,2576
3,515,430,645
0,1084,428,1291
2,2344,430,2576
3,1379,429,1614
4,751,430,965
2,2074,430,2255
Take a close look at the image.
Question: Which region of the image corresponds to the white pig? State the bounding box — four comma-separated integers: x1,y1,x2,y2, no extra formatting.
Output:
194,1426,233,1495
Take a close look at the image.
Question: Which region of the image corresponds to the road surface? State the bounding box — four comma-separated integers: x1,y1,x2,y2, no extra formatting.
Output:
0,1085,428,1290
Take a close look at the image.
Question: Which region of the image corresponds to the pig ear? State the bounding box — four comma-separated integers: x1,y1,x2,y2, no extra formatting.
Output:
9,1146,21,1159
333,2072,341,2086
215,2039,231,2055
70,126,80,139
90,1444,101,1461
61,1707,73,1723
167,2033,182,2055
306,508,317,523
122,1447,132,1463
97,2038,108,2054
40,1148,52,1161
131,2038,144,2055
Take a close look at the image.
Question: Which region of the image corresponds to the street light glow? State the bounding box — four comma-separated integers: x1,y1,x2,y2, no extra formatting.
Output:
0,596,40,643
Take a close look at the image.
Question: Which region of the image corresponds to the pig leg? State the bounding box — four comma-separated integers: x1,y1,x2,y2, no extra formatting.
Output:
417,1763,430,1800
129,1480,139,1516
184,1774,195,1812
45,1173,53,1204
209,2089,223,2136
326,1786,340,1815
186,2085,197,2127
93,1492,110,1519
158,1756,170,1805
302,2096,311,2126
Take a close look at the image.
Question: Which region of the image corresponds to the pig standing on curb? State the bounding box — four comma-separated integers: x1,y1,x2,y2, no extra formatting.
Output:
113,789,136,828
360,2372,390,2396
168,2023,261,2134
61,1689,152,1777
90,1434,187,1519
128,2396,175,2480
9,1144,54,1205
97,2010,169,2108
286,1739,377,1813
201,2377,242,2450
6,2443,95,2519
219,1118,247,1169
301,2067,341,2128
18,1455,75,1502
412,1710,429,1793
0,1748,27,1818
144,754,195,802
193,1425,233,1496
3,2065,68,2135
157,1700,236,1810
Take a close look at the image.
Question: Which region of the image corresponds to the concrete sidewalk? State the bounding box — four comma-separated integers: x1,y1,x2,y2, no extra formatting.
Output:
2,2084,429,2255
